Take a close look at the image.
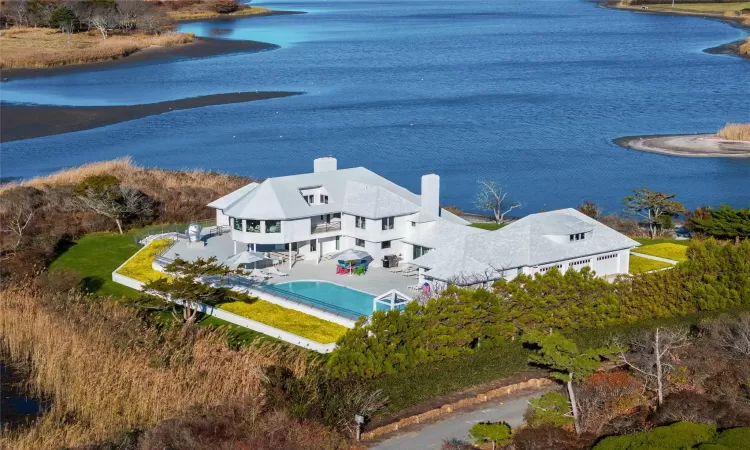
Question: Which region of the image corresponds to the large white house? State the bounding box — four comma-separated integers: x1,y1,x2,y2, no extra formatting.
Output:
208,157,483,267
412,208,640,286
208,157,638,281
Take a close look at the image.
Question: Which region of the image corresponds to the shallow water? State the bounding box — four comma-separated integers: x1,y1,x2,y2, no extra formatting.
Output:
1,0,748,212
0,361,48,430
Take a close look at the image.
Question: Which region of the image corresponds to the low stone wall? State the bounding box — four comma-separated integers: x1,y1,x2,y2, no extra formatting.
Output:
361,377,553,441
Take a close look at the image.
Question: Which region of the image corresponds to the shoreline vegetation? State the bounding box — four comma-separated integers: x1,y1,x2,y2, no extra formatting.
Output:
601,1,750,59
614,123,750,158
0,1,303,73
0,91,303,142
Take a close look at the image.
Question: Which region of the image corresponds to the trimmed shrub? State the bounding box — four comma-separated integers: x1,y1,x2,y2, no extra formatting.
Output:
525,392,574,428
593,422,717,450
469,422,511,448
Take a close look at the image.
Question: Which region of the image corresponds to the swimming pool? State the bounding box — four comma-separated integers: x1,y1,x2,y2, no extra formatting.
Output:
266,281,376,319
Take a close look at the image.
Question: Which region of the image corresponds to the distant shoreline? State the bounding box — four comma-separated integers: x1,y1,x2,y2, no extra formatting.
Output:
0,91,303,142
613,134,750,158
597,1,749,61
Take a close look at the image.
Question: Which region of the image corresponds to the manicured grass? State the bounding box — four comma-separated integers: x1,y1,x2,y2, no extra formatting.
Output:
219,301,348,344
116,238,173,284
633,237,690,246
645,2,750,15
629,254,673,274
470,223,506,231
633,243,688,262
50,231,141,299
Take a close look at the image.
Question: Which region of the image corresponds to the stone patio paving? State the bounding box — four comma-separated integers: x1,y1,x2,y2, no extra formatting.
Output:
160,231,420,298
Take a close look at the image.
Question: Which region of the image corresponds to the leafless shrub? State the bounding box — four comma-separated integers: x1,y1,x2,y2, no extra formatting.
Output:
700,313,750,358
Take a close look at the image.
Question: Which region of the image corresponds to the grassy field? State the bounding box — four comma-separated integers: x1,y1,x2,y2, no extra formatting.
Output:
633,243,688,262
169,5,272,21
633,237,691,246
50,231,142,299
220,301,348,344
0,27,193,69
629,254,673,273
643,2,750,15
470,223,507,231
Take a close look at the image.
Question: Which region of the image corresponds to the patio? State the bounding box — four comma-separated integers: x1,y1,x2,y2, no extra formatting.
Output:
159,230,420,298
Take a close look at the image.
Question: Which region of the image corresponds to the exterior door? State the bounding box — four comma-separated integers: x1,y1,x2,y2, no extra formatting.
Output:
310,239,317,252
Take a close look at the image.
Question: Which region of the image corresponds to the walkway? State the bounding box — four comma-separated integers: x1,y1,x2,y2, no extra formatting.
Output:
368,390,549,450
630,252,678,265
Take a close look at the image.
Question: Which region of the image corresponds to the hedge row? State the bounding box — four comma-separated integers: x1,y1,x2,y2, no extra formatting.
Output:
329,240,750,378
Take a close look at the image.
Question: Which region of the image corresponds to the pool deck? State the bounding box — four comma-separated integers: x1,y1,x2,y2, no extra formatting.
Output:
161,231,419,298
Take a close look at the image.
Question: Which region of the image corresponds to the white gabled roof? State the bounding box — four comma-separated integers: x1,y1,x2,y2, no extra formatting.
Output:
212,166,470,224
343,181,420,218
207,182,259,209
403,217,486,249
413,209,640,282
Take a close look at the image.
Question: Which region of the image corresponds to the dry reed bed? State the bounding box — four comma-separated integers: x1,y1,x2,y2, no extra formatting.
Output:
0,156,250,196
740,37,750,56
0,286,310,449
717,122,750,141
0,27,194,69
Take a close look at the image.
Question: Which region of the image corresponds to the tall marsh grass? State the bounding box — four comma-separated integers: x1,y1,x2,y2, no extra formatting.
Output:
717,122,750,141
0,27,193,69
0,285,311,449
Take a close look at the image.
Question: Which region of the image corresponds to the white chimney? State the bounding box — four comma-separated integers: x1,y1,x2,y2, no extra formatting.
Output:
314,157,337,173
421,174,440,217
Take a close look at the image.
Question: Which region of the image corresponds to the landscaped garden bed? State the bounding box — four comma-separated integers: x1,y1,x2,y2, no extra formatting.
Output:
117,238,175,283
219,301,347,344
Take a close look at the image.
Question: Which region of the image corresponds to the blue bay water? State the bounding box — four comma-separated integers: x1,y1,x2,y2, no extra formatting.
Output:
1,0,748,213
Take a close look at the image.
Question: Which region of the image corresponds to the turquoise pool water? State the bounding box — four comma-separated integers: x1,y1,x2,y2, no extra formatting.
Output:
267,281,376,319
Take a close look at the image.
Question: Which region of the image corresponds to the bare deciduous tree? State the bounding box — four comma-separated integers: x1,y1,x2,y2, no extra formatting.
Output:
473,180,522,223
89,6,117,39
0,186,44,250
71,176,153,234
616,327,690,405
701,313,750,358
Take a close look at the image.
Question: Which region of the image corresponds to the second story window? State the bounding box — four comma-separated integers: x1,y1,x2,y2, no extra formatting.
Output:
320,195,329,204
382,216,394,231
569,232,586,242
266,220,281,233
246,220,260,233
233,218,242,231
305,195,314,204
355,216,366,229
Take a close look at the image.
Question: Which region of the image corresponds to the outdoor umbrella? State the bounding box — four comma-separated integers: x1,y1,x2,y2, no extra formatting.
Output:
225,251,271,270
332,248,370,275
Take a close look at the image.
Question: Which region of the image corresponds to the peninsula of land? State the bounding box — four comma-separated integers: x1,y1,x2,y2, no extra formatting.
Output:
0,92,303,142
614,133,750,158
601,1,750,60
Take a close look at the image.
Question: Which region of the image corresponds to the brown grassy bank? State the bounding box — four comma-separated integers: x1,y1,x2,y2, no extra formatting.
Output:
168,5,274,21
0,27,194,69
0,285,316,449
741,37,750,55
717,122,750,141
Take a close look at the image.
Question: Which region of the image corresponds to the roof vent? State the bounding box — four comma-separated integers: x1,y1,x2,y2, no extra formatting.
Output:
314,157,337,173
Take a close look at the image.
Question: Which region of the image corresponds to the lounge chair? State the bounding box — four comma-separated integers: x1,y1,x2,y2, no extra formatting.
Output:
251,269,272,280
407,284,422,291
264,267,289,277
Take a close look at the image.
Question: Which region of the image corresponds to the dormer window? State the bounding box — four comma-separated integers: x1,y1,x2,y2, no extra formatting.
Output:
569,232,586,242
320,195,329,204
304,194,314,204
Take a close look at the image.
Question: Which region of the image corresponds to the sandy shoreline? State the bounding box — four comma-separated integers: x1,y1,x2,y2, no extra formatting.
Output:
597,0,749,61
0,91,303,142
614,134,750,158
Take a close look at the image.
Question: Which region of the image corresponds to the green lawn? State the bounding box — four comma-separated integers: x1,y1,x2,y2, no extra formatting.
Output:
470,222,506,231
633,243,688,262
633,237,691,246
50,231,142,299
629,254,673,274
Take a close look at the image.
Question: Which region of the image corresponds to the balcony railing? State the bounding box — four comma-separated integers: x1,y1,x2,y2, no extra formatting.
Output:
311,221,342,234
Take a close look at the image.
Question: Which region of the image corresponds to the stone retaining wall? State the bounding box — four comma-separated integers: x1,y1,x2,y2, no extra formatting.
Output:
361,377,553,441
